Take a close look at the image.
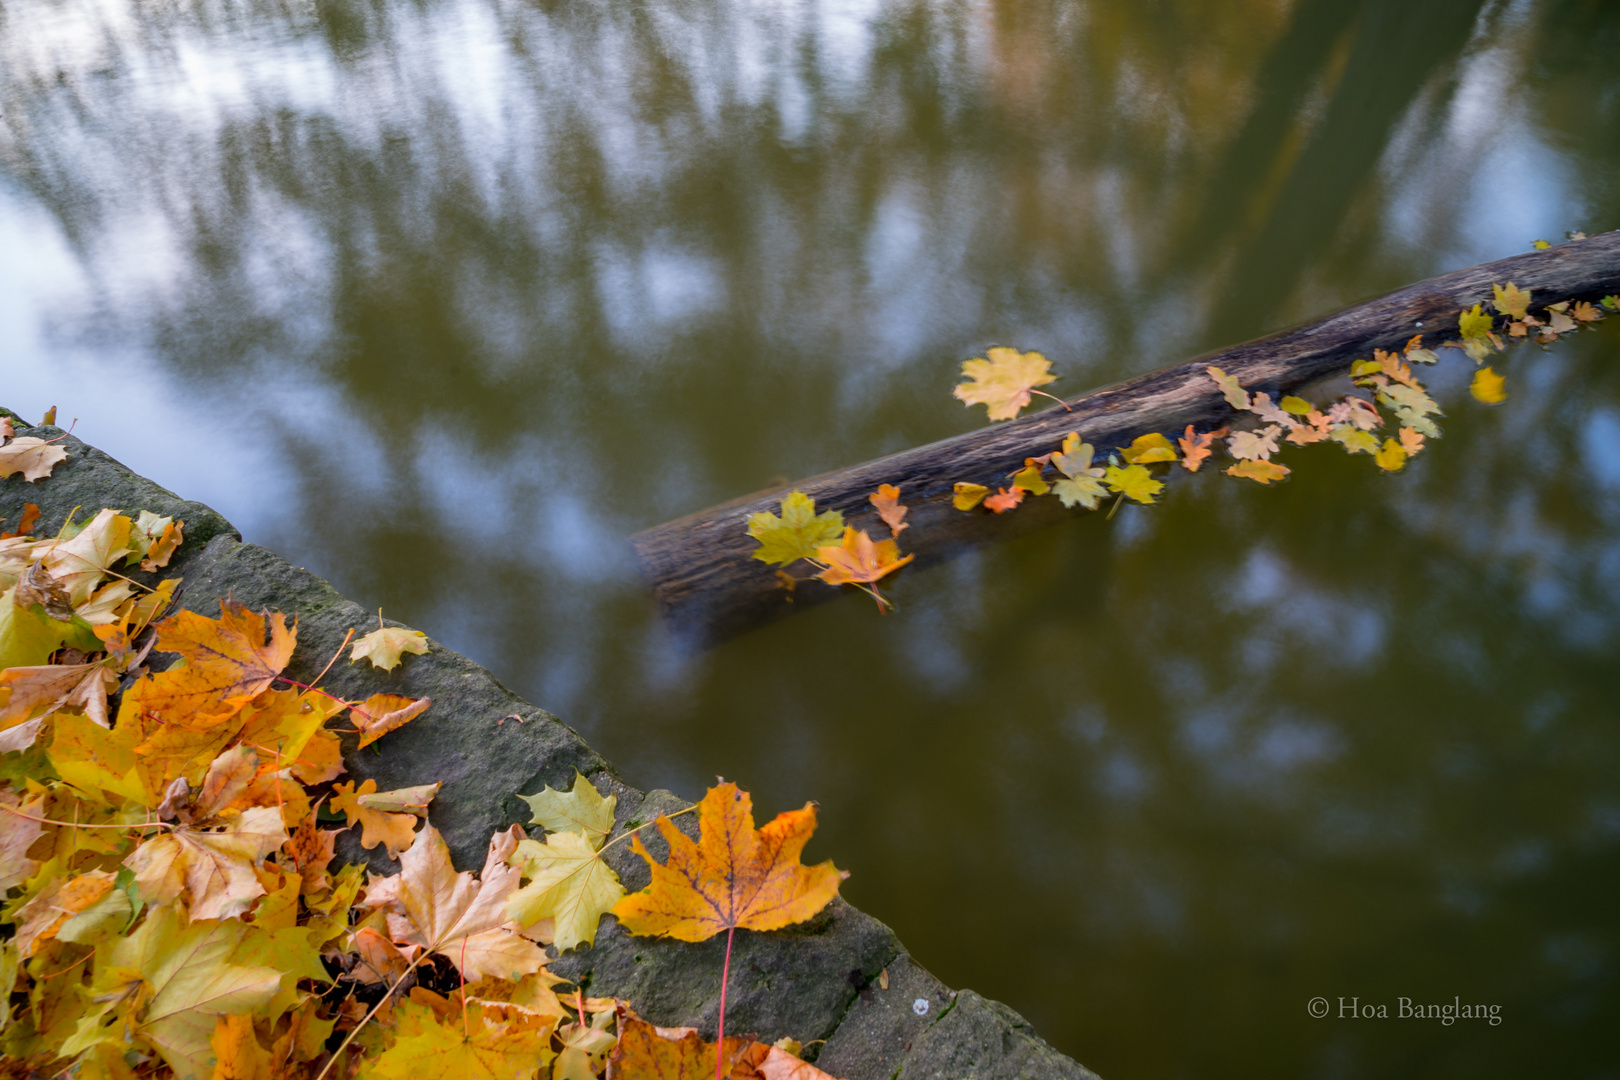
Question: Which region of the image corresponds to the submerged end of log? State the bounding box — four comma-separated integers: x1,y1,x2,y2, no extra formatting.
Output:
633,231,1620,644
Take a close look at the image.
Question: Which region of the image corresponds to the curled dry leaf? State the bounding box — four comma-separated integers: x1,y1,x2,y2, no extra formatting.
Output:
350,693,432,749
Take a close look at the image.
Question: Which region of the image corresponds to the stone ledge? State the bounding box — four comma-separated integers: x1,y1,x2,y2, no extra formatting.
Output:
0,406,1100,1080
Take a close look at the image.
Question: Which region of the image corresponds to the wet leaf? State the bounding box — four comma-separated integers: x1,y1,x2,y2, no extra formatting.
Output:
951,483,989,512
814,528,913,586
1205,366,1250,410
746,493,845,567
1103,464,1162,504
1121,433,1177,465
351,627,429,672
1330,425,1379,455
1224,460,1290,485
1051,434,1108,508
1374,438,1408,472
1471,366,1507,405
1398,427,1426,456
1491,282,1531,321
613,781,845,943
867,485,908,538
952,347,1057,421
1279,396,1314,416
982,487,1025,513
1458,303,1494,340
1226,426,1282,461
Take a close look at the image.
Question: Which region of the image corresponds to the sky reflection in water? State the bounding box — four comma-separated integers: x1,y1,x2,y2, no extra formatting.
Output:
3,0,1620,1075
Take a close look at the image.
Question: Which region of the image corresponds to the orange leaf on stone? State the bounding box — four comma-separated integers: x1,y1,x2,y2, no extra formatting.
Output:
350,693,431,750
119,601,296,730
813,528,912,587
332,779,422,859
613,781,845,942
867,484,908,538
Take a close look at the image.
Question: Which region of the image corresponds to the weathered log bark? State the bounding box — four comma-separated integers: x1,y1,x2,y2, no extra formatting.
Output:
632,231,1620,642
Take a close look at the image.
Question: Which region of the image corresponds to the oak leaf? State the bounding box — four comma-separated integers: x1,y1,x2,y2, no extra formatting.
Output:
1471,366,1507,404
982,487,1024,513
1225,460,1290,484
519,771,617,850
1103,464,1162,505
953,347,1058,421
0,437,68,482
1245,394,1292,427
120,602,296,730
350,693,432,749
351,626,430,672
951,483,989,511
867,485,908,538
1206,367,1250,410
746,493,845,567
505,830,625,952
1226,426,1282,461
1398,426,1426,456
612,781,844,942
814,528,912,586
332,780,430,859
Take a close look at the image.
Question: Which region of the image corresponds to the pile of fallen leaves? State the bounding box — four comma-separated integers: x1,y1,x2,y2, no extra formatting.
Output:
748,271,1619,605
0,478,853,1080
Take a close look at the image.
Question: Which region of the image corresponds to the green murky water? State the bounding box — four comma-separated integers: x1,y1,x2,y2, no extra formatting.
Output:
4,0,1619,1075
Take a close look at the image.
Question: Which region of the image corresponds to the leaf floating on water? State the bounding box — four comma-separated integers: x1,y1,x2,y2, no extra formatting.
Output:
1471,366,1507,405
1330,425,1379,455
1224,460,1289,485
1103,464,1162,504
1491,282,1532,321
952,482,989,511
1398,426,1425,456
1246,394,1292,427
952,347,1058,421
1374,438,1408,472
982,487,1025,513
1227,426,1282,461
746,492,845,567
1279,396,1314,416
1051,434,1108,508
1121,433,1177,464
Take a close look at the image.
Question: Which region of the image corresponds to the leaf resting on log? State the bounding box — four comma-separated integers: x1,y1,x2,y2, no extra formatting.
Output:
631,231,1620,643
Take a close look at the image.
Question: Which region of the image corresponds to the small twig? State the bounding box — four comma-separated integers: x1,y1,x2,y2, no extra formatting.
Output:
0,804,169,832
1105,493,1126,520
310,628,355,690
312,951,429,1080
596,806,698,856
1030,389,1074,412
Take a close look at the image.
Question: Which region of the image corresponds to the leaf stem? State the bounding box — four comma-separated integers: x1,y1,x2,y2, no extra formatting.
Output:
1030,389,1074,412
310,628,355,690
596,806,698,855
716,924,735,1080
0,804,169,831
312,950,428,1080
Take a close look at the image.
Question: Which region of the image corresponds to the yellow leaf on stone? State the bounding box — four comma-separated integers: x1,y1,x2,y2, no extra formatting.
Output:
332,780,421,859
350,626,430,672
506,831,626,953
1471,366,1507,405
519,772,616,850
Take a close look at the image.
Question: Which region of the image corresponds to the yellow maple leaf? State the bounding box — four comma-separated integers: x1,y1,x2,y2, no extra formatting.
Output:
745,492,845,567
518,771,617,850
350,626,429,672
612,781,844,943
952,347,1058,421
1471,366,1507,405
120,601,296,730
814,528,913,587
362,998,556,1080
1103,464,1162,505
505,830,625,952
123,805,288,920
1009,461,1049,495
12,869,117,957
1491,282,1532,321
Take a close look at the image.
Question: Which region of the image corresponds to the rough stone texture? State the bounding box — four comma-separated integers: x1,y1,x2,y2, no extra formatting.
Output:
0,407,1100,1079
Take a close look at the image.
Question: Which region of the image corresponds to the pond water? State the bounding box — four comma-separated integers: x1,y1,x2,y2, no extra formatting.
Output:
4,0,1619,1075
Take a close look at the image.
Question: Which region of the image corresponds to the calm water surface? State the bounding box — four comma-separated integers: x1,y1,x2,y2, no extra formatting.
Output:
4,0,1620,1076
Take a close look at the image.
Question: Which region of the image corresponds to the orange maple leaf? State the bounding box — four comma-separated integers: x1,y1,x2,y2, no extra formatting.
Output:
983,486,1024,513
613,782,845,943
119,601,296,730
813,528,912,587
867,484,908,538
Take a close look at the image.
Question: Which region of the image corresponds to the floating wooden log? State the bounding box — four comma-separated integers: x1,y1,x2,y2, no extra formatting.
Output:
632,231,1620,642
